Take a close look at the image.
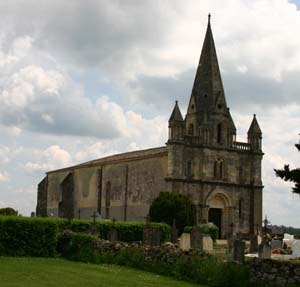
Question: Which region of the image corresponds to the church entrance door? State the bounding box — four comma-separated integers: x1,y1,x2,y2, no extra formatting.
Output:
208,208,222,238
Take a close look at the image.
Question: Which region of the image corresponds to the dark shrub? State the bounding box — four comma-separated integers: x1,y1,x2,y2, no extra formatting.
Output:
149,192,196,234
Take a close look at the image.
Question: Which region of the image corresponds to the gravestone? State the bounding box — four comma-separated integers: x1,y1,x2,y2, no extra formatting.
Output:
143,225,161,246
170,219,178,243
202,234,213,252
190,226,203,250
233,239,245,263
250,234,259,253
179,233,191,251
107,228,118,243
258,243,271,259
271,239,282,250
228,235,236,255
291,240,300,257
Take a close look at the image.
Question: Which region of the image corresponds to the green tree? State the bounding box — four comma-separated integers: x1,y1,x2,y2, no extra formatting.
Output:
0,207,18,216
274,139,300,194
149,192,196,234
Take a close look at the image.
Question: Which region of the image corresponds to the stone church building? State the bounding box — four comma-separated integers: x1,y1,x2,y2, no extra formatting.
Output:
36,17,263,239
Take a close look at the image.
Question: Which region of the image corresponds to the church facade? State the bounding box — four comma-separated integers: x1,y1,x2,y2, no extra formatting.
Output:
36,17,263,239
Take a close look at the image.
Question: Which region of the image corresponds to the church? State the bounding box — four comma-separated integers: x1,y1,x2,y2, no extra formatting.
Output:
36,16,263,239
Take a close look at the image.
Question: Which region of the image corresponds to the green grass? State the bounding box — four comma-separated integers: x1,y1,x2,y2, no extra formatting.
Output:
0,257,203,287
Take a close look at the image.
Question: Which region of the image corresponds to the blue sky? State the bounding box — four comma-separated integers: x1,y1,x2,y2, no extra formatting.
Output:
0,0,299,227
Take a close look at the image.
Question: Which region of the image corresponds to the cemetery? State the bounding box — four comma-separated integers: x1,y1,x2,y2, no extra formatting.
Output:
1,214,300,287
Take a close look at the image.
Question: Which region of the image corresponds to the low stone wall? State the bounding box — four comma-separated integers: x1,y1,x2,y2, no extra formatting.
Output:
249,258,300,286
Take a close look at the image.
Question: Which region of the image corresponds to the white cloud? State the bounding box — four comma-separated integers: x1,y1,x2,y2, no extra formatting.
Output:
0,171,9,182
24,145,71,174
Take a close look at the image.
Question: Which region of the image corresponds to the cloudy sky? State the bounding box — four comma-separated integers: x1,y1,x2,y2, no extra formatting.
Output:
0,0,299,227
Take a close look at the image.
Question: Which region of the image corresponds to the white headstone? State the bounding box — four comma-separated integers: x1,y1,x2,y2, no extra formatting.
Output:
283,233,295,248
291,240,300,257
179,233,191,251
202,234,213,251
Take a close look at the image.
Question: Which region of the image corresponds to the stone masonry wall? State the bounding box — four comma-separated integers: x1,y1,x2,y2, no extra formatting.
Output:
249,258,300,286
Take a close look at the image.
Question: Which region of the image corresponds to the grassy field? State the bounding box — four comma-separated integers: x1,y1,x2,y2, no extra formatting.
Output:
0,257,203,287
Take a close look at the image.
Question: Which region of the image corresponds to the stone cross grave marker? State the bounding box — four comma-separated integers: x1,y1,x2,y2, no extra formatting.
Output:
190,226,203,250
233,239,245,263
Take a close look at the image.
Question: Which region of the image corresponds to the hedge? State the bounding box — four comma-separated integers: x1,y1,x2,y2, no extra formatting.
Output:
0,216,170,257
0,216,58,257
59,219,170,242
184,224,219,242
57,231,251,287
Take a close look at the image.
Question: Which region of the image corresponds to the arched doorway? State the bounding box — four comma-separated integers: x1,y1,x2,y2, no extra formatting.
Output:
206,192,231,239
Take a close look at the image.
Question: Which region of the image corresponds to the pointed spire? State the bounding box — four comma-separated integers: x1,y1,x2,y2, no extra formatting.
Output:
186,14,227,124
169,100,183,122
248,114,262,135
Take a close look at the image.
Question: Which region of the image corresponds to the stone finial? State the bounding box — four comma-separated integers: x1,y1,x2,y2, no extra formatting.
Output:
208,13,211,24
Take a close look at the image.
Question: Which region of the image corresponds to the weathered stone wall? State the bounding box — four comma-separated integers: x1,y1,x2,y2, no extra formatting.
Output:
36,176,48,217
249,258,300,286
43,151,168,221
101,154,168,221
46,170,70,216
166,138,263,238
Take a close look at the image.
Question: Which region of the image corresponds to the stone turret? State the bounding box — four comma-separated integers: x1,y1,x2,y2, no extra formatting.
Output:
248,114,262,151
168,100,184,141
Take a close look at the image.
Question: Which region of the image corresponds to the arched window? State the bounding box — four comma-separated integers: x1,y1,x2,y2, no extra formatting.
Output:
217,123,222,144
188,123,194,135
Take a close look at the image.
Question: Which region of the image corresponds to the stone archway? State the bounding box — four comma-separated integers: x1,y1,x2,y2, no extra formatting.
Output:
205,191,232,239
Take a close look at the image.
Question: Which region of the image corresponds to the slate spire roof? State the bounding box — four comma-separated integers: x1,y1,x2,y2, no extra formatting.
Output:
248,114,262,135
187,14,227,122
169,100,183,122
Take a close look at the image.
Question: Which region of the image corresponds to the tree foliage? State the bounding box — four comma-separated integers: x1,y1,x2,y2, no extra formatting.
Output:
274,141,300,194
0,207,18,216
149,192,196,234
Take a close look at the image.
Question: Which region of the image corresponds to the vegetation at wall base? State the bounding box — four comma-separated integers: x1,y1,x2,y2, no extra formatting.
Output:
149,192,196,234
57,231,251,287
0,216,251,286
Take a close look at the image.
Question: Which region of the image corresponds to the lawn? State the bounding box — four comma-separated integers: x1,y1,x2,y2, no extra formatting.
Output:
0,257,203,287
